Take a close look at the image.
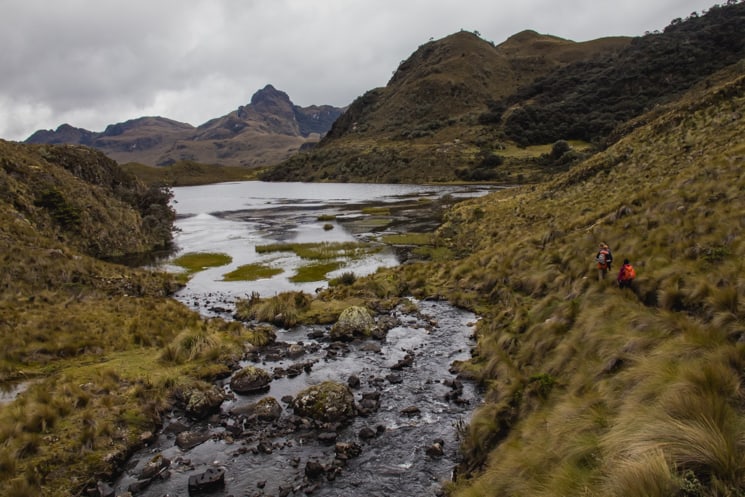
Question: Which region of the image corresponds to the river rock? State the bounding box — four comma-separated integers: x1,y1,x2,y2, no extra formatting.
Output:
140,453,170,479
292,381,357,423
183,385,226,420
230,365,272,394
230,396,283,422
330,306,376,341
188,467,225,493
176,430,211,450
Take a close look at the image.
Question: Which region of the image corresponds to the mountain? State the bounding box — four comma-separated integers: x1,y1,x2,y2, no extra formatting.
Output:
261,30,630,183
25,85,344,168
264,3,745,184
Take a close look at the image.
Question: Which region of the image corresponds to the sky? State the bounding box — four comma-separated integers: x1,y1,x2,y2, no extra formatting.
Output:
0,0,721,141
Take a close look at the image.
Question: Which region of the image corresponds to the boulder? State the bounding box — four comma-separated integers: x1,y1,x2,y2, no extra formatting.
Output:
184,385,226,420
292,381,356,423
187,467,225,493
330,306,375,341
175,430,211,450
230,365,272,394
230,396,283,422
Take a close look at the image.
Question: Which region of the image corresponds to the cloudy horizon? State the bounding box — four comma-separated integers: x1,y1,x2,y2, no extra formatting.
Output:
0,0,721,141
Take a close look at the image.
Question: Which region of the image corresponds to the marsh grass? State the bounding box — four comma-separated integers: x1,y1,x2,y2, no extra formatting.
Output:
172,252,232,274
221,263,283,281
290,261,343,283
235,291,313,328
255,241,377,260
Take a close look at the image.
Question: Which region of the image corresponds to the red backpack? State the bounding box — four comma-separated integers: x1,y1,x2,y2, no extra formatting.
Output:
620,264,636,281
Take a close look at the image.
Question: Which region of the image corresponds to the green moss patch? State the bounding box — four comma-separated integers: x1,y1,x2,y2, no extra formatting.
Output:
222,264,283,281
290,261,343,282
172,252,232,274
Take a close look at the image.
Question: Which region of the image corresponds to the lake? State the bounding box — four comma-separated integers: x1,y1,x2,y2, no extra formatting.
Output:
167,181,500,314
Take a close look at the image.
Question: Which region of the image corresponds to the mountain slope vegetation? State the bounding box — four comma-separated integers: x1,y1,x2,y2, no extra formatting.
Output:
265,3,745,184
377,60,745,497
0,141,271,496
262,30,629,183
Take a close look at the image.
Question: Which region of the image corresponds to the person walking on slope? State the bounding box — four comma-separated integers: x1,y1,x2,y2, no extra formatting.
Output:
595,243,611,281
617,259,636,289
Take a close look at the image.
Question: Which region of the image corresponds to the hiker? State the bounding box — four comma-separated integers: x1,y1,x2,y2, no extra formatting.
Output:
595,243,611,280
602,242,613,271
617,259,636,289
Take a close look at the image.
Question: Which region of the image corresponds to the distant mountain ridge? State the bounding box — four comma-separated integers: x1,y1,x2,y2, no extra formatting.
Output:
26,85,344,168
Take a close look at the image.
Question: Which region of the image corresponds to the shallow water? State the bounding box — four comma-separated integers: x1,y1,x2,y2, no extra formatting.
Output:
114,299,480,497
165,181,499,315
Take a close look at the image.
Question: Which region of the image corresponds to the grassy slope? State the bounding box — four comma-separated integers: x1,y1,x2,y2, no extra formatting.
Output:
0,142,271,496
389,67,745,496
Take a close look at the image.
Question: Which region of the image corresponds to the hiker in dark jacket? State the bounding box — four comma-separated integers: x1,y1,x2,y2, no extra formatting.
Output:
596,243,611,281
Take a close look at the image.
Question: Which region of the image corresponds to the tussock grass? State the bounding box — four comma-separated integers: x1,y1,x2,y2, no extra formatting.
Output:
235,291,313,328
255,241,376,260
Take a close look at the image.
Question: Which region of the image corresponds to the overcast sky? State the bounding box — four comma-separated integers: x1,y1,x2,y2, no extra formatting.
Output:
0,0,720,141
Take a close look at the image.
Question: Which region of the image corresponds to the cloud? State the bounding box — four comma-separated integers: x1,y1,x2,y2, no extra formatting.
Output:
0,0,720,141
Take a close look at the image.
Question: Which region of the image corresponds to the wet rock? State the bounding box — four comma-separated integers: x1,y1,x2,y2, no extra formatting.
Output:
230,396,283,422
347,374,361,389
401,406,421,417
292,381,357,423
426,439,445,458
317,431,338,444
391,353,415,370
164,419,189,434
230,365,272,394
359,342,382,353
358,426,377,439
305,460,326,480
330,306,376,341
335,442,362,460
187,467,225,493
175,430,211,450
356,391,381,416
287,343,305,358
386,373,403,384
140,453,170,479
183,385,226,420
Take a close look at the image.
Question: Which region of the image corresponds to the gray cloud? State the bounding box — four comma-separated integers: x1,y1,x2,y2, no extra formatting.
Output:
0,0,718,140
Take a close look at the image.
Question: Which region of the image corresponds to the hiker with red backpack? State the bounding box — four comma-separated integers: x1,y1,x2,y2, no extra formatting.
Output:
595,243,612,281
617,258,636,288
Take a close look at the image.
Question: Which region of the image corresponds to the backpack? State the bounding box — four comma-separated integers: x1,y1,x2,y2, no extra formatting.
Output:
596,250,608,269
622,265,636,281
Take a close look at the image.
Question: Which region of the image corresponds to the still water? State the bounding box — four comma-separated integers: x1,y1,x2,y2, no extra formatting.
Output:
167,181,497,314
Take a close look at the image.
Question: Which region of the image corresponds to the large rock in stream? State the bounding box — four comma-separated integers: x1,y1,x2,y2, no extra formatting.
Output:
330,306,375,341
230,365,272,394
292,381,356,423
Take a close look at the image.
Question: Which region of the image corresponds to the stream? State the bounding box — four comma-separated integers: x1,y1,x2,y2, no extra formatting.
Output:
111,182,492,496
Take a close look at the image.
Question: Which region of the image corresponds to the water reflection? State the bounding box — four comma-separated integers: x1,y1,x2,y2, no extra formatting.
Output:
166,181,500,315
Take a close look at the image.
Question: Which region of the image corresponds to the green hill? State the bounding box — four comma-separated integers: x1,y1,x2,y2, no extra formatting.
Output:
264,3,745,185
0,141,271,496
261,30,629,184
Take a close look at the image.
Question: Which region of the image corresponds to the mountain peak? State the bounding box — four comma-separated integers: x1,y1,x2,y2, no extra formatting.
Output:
250,84,291,107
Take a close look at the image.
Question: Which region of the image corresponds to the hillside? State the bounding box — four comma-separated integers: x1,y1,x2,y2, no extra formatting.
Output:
265,3,745,184
26,85,343,168
0,142,272,496
262,30,630,183
377,59,745,496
